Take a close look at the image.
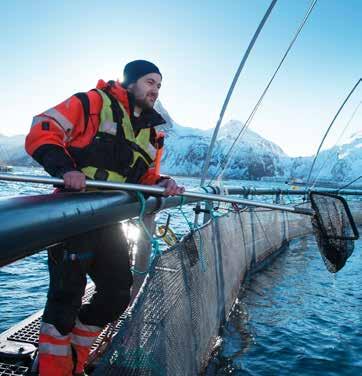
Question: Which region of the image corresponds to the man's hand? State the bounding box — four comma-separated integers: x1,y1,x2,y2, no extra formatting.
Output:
157,178,185,196
63,171,86,191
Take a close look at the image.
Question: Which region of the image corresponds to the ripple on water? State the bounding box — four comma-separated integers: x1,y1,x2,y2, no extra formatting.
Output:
210,233,362,376
0,252,49,332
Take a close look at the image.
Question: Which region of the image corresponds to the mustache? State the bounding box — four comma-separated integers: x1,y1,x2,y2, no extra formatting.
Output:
135,96,156,109
147,93,157,100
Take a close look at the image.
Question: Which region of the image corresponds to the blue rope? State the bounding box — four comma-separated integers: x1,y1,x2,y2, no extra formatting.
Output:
131,192,162,275
179,196,207,272
200,186,225,219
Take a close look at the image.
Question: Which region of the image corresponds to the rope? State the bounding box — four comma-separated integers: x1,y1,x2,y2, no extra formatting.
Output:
178,196,207,272
131,192,162,275
199,186,219,220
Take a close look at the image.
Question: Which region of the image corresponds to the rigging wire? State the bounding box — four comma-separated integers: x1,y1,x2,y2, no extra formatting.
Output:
208,0,318,185
337,175,362,192
305,78,362,188
310,100,362,189
199,0,278,186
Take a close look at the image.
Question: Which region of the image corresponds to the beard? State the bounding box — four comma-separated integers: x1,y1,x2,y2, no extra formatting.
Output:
130,83,157,110
135,95,155,110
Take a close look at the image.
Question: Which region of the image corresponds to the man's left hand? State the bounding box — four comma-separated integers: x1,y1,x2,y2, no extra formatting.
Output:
157,178,185,196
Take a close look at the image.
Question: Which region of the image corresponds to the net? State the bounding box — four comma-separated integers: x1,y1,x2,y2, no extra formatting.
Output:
92,207,312,375
310,192,359,273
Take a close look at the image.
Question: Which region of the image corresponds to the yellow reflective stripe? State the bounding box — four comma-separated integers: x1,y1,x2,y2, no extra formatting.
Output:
119,103,133,141
74,317,102,333
96,89,154,162
135,128,150,149
87,90,155,180
81,166,127,183
71,333,97,348
133,128,154,163
43,108,74,133
131,150,153,167
38,342,71,357
96,89,134,141
96,90,116,134
130,152,142,167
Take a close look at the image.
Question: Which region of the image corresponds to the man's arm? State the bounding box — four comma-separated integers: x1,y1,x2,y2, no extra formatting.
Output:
25,92,98,190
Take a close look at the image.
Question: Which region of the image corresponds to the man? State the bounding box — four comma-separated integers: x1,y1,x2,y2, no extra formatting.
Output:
25,60,184,376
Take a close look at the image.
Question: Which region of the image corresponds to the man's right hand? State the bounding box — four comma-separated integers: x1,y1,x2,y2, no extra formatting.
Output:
63,171,86,191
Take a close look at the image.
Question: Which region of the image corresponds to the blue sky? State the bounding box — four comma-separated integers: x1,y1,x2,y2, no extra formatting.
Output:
1,0,361,156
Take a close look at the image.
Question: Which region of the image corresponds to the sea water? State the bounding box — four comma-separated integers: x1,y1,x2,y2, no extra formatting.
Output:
209,235,362,375
0,167,361,375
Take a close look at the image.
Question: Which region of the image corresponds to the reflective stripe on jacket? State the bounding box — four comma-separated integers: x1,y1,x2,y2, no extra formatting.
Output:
77,88,160,184
25,80,166,185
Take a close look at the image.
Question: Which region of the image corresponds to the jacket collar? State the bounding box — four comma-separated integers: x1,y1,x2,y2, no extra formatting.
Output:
96,79,166,130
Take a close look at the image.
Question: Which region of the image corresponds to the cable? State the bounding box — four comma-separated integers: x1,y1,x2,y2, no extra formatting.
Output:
306,78,362,188
209,0,318,184
337,175,362,192
310,100,362,188
199,0,278,186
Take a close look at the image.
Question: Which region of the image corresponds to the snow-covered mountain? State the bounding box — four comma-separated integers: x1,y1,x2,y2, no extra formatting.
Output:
0,134,33,166
158,120,288,179
153,101,289,179
1,102,361,183
287,132,362,183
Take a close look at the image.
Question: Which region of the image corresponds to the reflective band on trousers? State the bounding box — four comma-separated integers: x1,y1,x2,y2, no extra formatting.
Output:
40,322,70,339
38,342,71,357
71,333,97,347
43,108,74,133
74,317,102,333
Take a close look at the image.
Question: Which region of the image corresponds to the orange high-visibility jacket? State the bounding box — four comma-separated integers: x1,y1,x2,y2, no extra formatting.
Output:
25,79,166,185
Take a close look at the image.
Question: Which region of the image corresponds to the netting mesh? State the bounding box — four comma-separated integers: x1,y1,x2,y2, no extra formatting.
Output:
92,208,312,376
310,193,359,273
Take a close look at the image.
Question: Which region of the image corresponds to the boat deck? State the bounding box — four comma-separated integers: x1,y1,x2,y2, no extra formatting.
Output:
0,284,125,375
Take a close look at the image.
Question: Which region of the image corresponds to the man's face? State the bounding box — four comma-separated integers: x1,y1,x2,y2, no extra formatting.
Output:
128,73,162,110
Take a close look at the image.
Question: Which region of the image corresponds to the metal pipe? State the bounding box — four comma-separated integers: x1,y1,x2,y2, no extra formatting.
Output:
209,0,318,184
0,173,314,214
200,0,278,185
0,190,200,267
2,174,362,197
3,173,361,270
224,186,362,196
306,78,362,187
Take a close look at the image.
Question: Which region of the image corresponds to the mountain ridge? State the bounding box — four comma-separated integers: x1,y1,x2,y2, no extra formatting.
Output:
1,101,361,182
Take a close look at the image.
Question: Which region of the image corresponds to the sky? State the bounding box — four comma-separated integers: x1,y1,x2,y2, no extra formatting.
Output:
0,0,361,157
